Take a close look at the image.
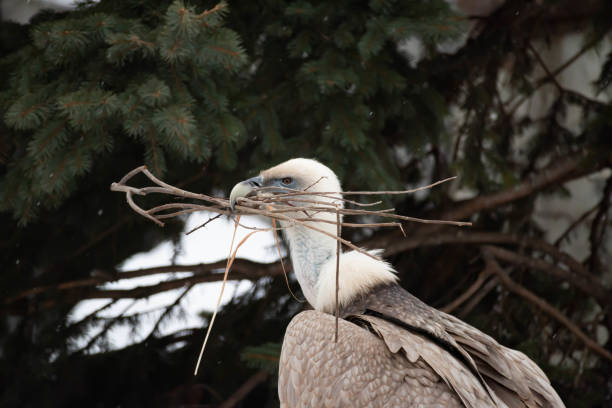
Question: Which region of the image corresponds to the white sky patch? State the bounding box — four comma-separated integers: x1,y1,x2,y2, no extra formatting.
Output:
2,0,81,23
69,212,278,352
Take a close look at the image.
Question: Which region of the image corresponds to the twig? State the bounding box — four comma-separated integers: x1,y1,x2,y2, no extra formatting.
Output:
257,176,457,196
194,216,243,375
185,214,222,235
554,203,599,246
458,276,499,319
237,197,470,226
483,245,610,306
78,299,137,353
66,299,118,331
527,42,563,93
109,166,469,263
508,31,609,115
588,175,612,272
194,220,273,375
441,268,492,313
3,260,289,313
482,247,612,363
335,206,341,343
271,218,303,303
146,284,193,341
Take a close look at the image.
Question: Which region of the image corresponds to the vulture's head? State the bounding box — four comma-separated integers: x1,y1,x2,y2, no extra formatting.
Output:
228,158,396,312
229,158,342,211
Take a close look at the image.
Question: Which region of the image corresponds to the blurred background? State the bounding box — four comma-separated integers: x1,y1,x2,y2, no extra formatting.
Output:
1,0,611,407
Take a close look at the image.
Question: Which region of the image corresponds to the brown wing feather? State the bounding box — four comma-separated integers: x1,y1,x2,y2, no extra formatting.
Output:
279,310,464,408
353,314,502,408
343,284,565,408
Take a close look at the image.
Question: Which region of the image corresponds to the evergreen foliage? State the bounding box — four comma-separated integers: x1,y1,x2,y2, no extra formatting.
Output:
1,0,611,407
1,0,247,223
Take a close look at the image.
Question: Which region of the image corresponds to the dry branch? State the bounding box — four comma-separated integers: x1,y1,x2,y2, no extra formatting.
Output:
482,247,612,363
441,268,492,313
3,260,288,313
458,277,500,319
109,165,469,265
109,166,472,372
110,166,469,226
8,228,609,312
372,230,611,307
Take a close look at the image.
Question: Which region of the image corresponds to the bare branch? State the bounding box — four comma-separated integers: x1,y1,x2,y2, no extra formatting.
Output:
2,259,284,307
482,247,612,363
106,167,470,297
379,231,601,282
441,268,492,313
482,245,610,306
508,30,610,115
110,166,468,242
554,202,599,246
588,175,612,272
458,276,500,319
444,151,606,222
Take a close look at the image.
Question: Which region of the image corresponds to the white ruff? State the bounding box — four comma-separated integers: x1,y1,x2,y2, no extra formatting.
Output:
314,249,398,313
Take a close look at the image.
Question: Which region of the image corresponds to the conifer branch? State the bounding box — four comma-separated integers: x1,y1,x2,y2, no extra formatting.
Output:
508,30,610,115
145,284,193,341
196,2,227,21
77,299,137,353
2,259,285,310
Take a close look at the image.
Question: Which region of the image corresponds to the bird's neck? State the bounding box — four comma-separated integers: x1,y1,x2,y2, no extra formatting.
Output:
282,215,398,312
282,215,338,307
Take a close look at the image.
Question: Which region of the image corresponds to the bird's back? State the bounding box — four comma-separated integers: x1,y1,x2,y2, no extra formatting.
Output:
279,284,564,408
279,309,465,407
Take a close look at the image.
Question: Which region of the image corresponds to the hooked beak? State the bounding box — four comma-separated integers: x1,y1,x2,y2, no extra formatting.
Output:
229,175,263,210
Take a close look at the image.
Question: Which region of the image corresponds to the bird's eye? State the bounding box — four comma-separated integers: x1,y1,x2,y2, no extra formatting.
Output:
281,177,293,185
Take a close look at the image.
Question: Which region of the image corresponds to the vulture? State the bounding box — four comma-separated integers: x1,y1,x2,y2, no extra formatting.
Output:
229,158,564,408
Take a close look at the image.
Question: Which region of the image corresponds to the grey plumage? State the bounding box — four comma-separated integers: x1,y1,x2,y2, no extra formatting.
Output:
280,285,564,408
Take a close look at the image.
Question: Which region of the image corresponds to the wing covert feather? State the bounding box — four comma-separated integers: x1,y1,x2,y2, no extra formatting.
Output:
344,284,564,408
279,310,463,408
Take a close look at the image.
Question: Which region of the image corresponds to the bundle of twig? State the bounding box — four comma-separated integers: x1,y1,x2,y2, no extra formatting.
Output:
110,165,471,374
111,166,469,232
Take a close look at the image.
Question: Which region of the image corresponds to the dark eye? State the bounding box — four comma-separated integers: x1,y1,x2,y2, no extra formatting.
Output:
281,177,293,185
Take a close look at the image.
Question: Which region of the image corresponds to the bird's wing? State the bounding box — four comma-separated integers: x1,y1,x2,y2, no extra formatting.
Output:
279,310,465,408
351,313,504,408
438,311,565,408
348,284,564,408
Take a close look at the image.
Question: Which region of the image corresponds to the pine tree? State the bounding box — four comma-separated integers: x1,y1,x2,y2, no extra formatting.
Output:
1,0,611,407
1,0,247,224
